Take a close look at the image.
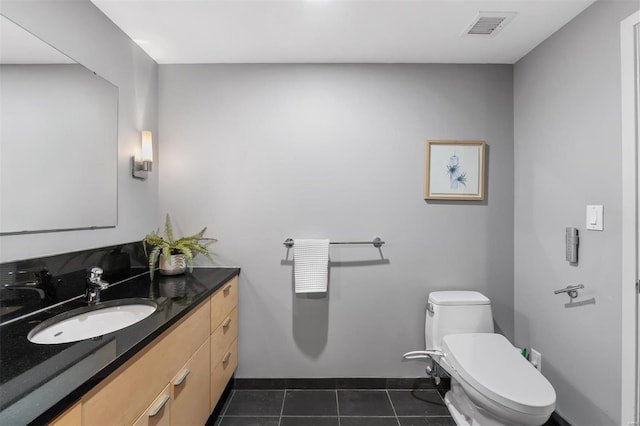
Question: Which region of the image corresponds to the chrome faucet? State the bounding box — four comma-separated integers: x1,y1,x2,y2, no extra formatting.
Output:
85,267,109,305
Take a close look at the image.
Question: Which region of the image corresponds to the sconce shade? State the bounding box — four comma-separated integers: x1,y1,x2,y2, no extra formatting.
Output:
132,130,153,179
141,130,153,162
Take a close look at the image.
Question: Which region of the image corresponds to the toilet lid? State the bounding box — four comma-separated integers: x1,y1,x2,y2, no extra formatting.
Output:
442,333,556,416
428,291,490,306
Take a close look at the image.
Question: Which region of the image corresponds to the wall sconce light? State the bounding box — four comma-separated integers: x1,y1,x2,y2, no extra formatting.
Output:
132,130,153,180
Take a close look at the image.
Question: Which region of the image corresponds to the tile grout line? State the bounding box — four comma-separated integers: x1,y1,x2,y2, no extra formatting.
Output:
219,387,455,425
216,389,234,426
278,388,286,426
385,389,402,426
335,389,341,426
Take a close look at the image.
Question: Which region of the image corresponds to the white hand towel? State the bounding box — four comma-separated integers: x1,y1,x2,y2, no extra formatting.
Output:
294,238,330,293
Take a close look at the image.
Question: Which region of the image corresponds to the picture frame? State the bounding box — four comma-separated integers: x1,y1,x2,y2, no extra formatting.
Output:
424,140,486,201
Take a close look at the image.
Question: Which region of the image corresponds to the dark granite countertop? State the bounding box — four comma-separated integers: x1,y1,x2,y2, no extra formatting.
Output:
0,267,240,425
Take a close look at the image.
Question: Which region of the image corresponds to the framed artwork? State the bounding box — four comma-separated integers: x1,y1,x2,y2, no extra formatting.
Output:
424,140,486,201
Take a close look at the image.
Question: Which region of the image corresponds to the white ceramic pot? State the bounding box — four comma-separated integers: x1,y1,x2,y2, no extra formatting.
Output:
159,254,187,276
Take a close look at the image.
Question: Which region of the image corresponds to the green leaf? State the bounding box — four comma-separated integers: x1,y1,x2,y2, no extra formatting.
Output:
162,245,171,260
141,213,218,278
148,246,162,281
183,227,207,240
164,213,175,244
181,247,194,272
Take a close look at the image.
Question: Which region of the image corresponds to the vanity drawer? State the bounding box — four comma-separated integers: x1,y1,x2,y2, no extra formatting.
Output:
211,307,238,366
210,338,237,411
211,276,238,330
82,300,210,426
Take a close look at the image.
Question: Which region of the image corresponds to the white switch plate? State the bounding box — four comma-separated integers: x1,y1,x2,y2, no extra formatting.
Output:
586,205,603,231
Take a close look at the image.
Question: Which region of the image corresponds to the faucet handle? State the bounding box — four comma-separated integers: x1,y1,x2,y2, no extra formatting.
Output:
88,267,104,282
87,267,108,289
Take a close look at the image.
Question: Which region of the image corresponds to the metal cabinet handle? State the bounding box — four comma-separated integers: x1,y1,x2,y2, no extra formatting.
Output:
222,352,232,364
554,284,584,299
222,318,232,329
223,284,232,294
148,394,170,417
173,368,191,387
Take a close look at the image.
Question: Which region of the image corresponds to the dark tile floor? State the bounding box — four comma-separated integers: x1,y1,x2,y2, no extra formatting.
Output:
214,389,456,426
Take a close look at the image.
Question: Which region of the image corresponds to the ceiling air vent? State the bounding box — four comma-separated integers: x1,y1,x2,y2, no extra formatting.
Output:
463,12,517,37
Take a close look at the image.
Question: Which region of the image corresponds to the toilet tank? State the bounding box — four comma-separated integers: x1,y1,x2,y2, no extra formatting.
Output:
425,291,494,350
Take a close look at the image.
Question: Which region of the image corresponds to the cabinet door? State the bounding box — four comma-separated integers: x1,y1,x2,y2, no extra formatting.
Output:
133,384,171,426
48,401,81,426
171,337,211,426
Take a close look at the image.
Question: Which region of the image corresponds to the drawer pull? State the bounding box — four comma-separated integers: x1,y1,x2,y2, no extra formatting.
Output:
222,318,232,329
173,368,191,386
222,352,232,364
223,284,232,294
148,394,170,417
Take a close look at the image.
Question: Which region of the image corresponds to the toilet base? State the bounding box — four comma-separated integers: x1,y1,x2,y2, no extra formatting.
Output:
444,391,471,426
444,380,522,426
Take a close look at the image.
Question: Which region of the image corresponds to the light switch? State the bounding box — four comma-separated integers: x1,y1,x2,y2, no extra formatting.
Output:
586,205,603,231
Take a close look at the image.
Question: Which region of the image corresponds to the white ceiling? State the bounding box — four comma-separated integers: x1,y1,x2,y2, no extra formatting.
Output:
91,0,595,64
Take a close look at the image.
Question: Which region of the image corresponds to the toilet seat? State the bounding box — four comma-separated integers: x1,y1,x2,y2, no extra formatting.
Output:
442,333,556,417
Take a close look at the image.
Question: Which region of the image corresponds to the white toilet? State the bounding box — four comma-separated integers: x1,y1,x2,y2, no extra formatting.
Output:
404,291,556,426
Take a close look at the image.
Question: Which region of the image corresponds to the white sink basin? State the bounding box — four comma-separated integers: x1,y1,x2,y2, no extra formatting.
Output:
28,299,157,344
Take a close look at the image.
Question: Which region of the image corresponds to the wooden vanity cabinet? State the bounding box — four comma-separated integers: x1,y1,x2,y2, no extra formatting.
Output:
210,276,238,410
81,297,210,425
48,274,238,426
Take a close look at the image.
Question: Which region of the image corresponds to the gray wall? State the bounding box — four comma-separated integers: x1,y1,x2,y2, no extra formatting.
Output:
0,0,159,262
159,64,514,378
514,1,639,424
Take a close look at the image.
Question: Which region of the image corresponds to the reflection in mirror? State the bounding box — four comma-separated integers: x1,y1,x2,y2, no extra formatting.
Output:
0,15,118,235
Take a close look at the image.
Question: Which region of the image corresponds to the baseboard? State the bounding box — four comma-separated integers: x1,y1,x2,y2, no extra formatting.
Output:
233,377,450,391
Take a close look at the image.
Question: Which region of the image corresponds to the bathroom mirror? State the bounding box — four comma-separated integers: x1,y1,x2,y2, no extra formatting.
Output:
0,15,118,235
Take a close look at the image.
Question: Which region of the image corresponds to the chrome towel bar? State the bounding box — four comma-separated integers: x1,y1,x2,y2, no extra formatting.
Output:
283,236,385,248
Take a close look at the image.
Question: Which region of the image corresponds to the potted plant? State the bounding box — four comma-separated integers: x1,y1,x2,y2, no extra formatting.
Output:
143,214,217,280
